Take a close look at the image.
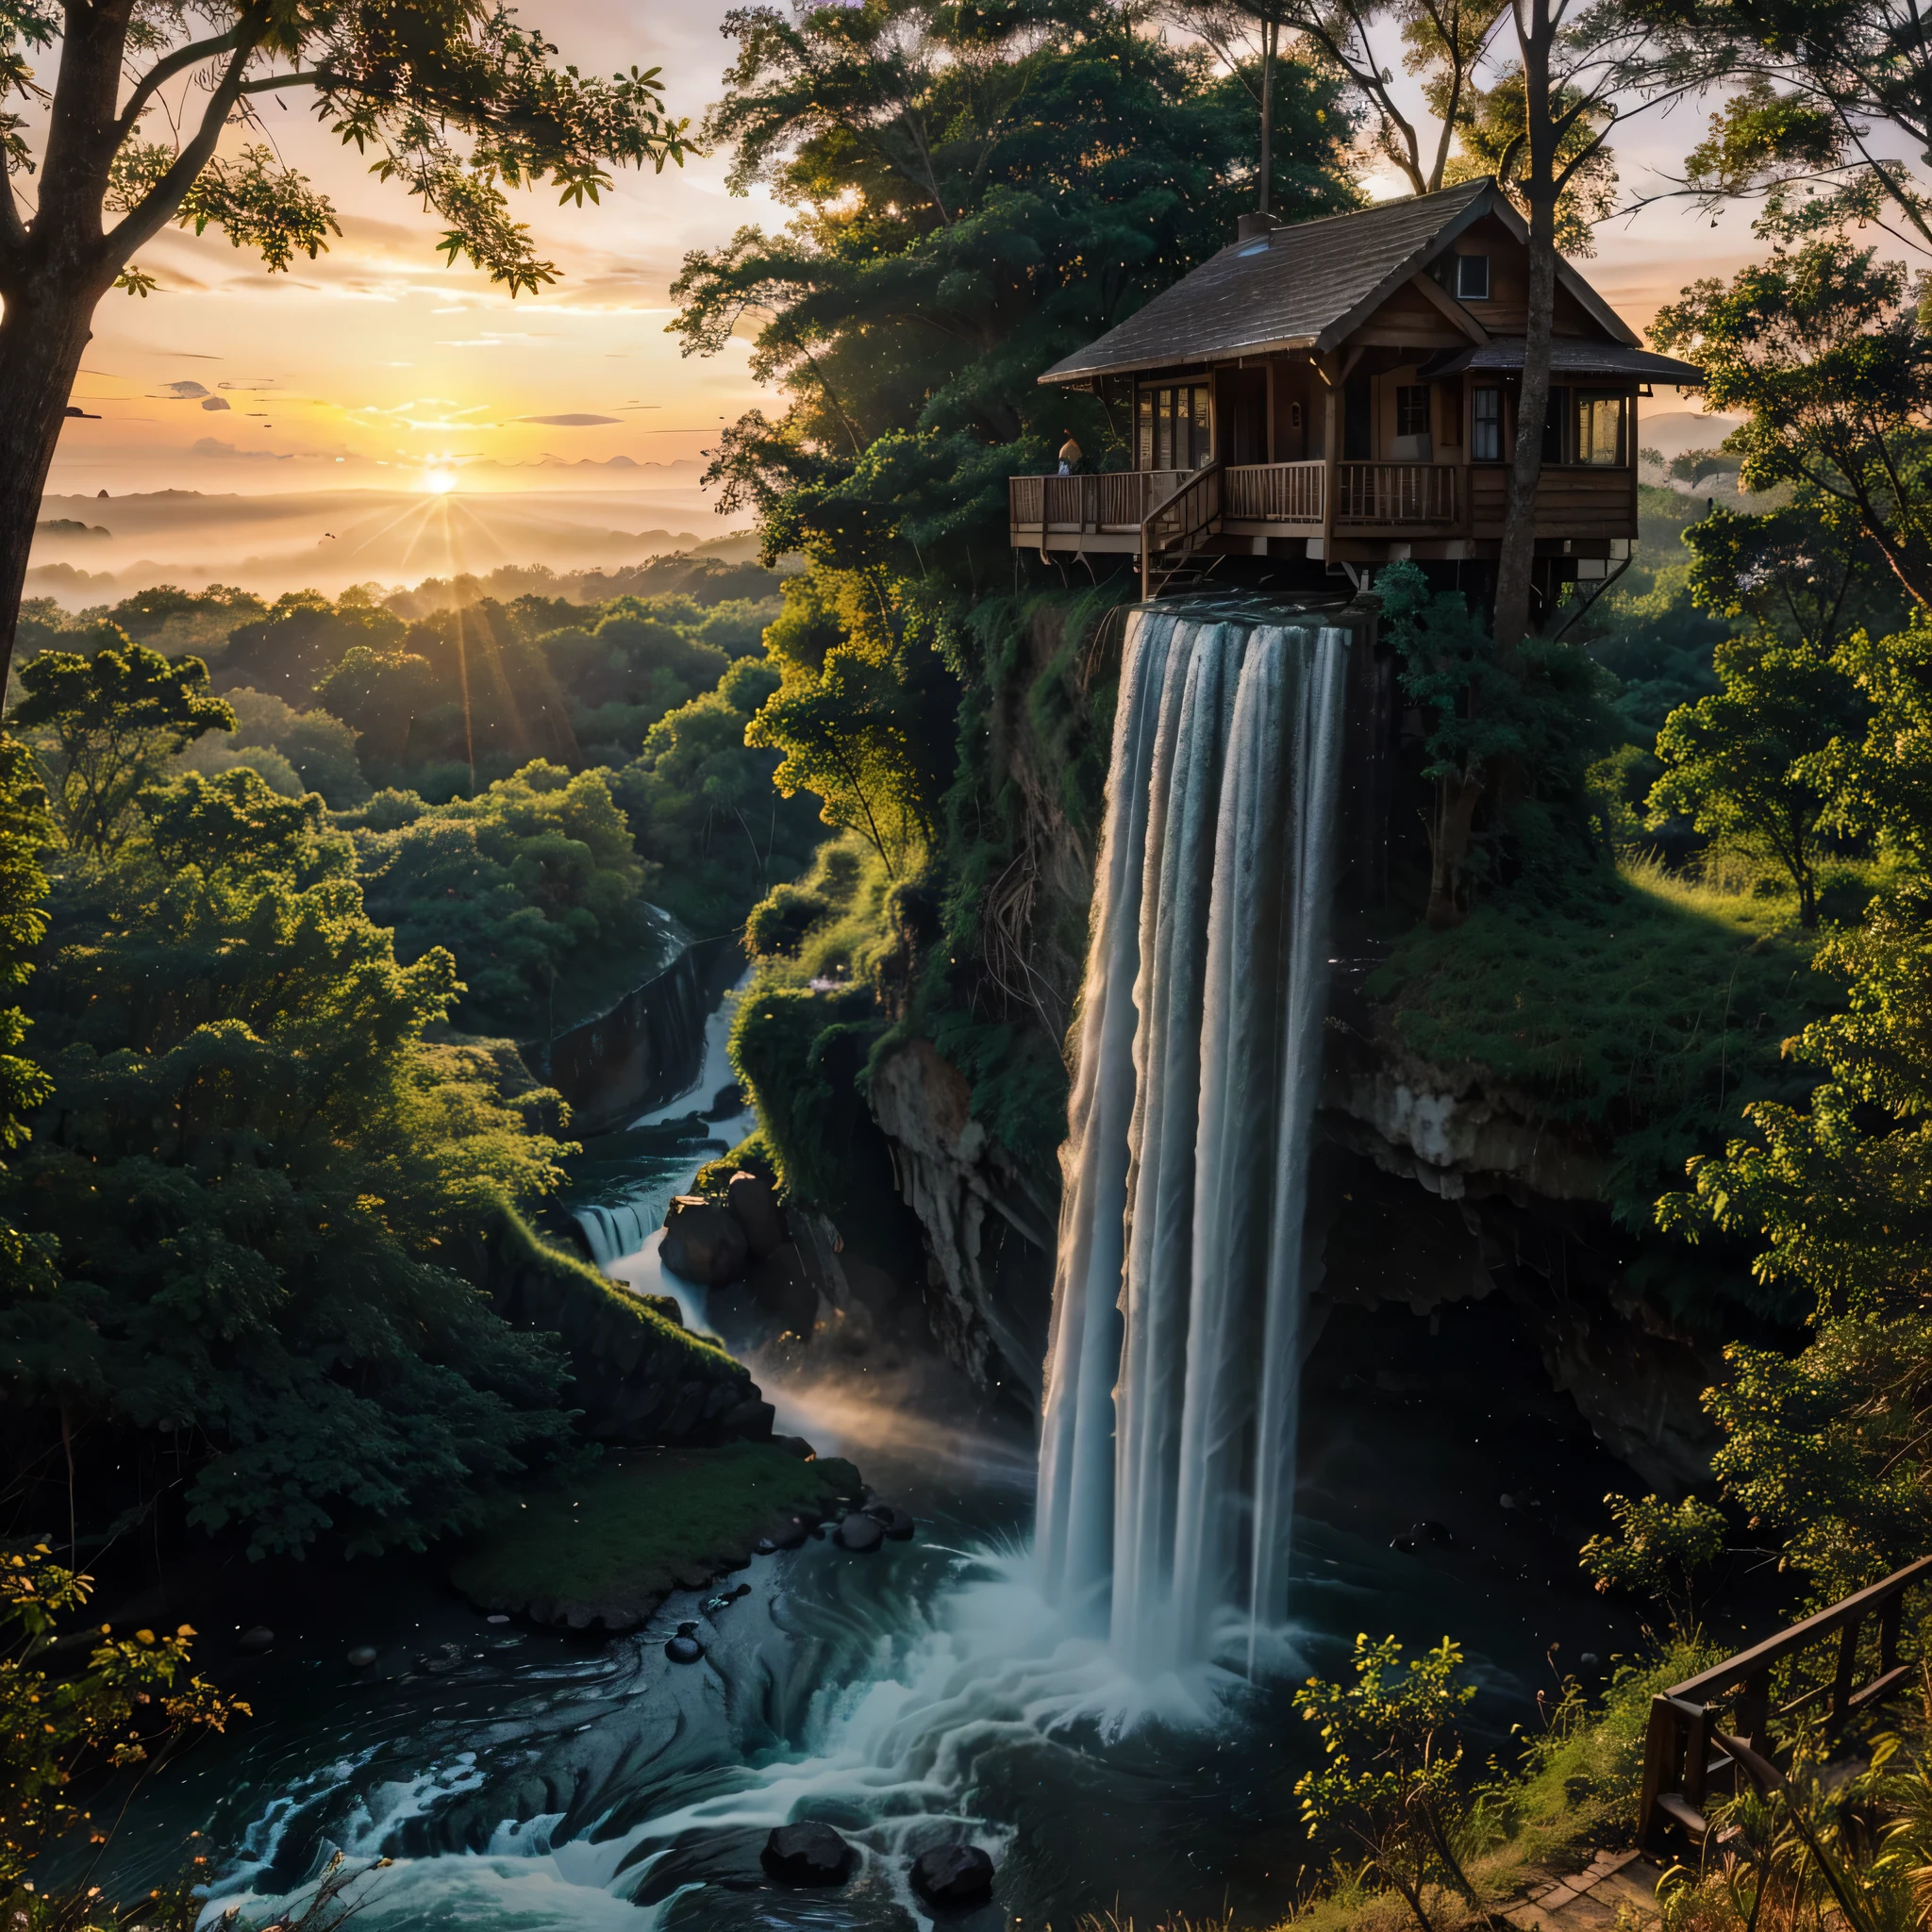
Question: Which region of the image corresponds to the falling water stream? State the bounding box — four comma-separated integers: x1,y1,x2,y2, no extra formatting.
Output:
96,606,1647,1929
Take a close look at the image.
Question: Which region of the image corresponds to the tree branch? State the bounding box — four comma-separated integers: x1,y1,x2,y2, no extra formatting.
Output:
99,23,260,272
113,25,247,145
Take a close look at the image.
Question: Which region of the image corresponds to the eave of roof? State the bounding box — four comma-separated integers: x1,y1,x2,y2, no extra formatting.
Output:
1417,340,1707,385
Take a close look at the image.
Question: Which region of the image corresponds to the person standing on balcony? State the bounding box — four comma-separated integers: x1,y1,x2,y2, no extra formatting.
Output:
1058,432,1083,476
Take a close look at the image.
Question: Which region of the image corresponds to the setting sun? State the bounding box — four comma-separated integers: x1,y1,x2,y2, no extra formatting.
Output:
422,467,457,494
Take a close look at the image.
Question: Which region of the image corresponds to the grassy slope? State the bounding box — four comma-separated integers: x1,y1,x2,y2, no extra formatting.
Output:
449,1441,863,1623
1369,859,1835,1234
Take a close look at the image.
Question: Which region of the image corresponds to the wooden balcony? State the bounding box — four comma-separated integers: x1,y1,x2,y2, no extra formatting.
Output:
1008,458,1630,561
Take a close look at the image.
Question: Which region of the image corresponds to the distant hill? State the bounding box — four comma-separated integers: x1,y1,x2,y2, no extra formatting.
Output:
1641,409,1744,463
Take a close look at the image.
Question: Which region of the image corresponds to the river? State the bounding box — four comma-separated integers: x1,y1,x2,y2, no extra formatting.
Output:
108,985,1641,1932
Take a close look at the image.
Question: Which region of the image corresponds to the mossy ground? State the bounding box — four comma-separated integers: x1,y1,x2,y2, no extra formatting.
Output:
1369,857,1840,1230
449,1441,863,1625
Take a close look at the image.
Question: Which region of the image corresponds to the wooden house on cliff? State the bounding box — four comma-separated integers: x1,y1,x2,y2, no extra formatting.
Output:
1011,177,1703,607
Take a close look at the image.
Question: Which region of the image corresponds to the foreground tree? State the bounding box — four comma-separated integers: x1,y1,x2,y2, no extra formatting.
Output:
1646,627,1862,925
1295,1635,1480,1932
0,0,691,682
1649,241,1932,608
1659,873,1932,1599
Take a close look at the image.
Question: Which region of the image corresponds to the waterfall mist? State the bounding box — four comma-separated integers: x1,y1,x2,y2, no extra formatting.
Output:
1037,604,1349,1676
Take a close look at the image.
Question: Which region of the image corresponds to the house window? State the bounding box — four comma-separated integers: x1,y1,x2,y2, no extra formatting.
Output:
1574,390,1628,465
1138,383,1213,470
1542,386,1569,463
1472,386,1502,460
1456,255,1491,300
1395,385,1430,438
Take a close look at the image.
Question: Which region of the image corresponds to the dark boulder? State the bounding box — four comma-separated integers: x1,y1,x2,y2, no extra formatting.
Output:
761,1822,856,1886
660,1195,748,1286
863,1502,915,1541
236,1625,275,1655
833,1512,885,1553
910,1842,995,1906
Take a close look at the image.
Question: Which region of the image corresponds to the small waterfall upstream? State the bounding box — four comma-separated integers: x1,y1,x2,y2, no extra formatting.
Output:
1037,603,1349,1678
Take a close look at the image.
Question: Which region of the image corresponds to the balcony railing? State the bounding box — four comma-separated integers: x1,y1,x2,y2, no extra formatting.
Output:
1334,461,1458,525
1008,459,1463,541
1223,459,1324,525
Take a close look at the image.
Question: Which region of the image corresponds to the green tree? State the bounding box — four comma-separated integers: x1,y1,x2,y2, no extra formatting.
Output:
0,0,691,680
1659,880,1932,1598
1646,627,1862,926
0,771,577,1557
7,639,234,861
610,655,822,933
1295,1634,1481,1932
351,760,654,1036
1379,559,1614,924
1650,242,1932,608
1580,1491,1726,1639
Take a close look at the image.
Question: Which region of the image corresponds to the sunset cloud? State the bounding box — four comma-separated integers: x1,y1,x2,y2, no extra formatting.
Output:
515,413,622,426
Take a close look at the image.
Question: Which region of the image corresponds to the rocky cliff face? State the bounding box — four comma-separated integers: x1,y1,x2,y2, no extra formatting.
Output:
867,1038,1058,1403
860,974,1721,1492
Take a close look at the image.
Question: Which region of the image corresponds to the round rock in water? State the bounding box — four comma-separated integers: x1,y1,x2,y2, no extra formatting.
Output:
345,1644,378,1669
910,1842,995,1906
880,1507,915,1541
236,1625,275,1655
664,1633,706,1665
833,1512,885,1553
761,1822,856,1887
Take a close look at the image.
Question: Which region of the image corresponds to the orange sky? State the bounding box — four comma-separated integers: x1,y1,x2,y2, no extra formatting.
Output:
42,5,1762,503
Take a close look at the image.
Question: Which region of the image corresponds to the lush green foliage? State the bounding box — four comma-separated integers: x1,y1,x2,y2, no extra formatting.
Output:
348,760,655,1039
1650,242,1932,608
1379,560,1619,922
1580,1492,1727,1638
0,1545,242,1896
1648,628,1864,927
673,0,1352,880
8,641,234,862
0,761,580,1558
611,655,822,936
1294,1636,1480,1932
1660,881,1932,1598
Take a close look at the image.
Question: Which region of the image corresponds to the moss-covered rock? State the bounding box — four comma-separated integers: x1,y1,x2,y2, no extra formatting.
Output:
461,1206,771,1444
447,1441,864,1629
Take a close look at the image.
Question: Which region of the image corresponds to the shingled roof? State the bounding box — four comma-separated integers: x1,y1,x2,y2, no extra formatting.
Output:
1038,178,1638,385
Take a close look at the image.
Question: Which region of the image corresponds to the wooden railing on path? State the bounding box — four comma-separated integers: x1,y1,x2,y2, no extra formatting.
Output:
1638,1553,1932,1850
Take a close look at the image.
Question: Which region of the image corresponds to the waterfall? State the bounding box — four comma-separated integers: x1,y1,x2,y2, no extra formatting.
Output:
1036,604,1349,1677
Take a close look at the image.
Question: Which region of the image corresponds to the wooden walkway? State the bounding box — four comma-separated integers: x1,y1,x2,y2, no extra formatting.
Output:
1507,1850,1667,1932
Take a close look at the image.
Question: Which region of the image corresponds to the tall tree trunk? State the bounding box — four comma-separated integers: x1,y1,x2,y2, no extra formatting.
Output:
1491,4,1558,653
0,281,98,694
1259,19,1276,213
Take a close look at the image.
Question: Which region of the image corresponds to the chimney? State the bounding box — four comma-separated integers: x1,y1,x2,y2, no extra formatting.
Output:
1237,210,1285,243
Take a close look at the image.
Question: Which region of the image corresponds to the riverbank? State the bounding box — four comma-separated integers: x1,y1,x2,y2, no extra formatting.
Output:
448,1441,865,1630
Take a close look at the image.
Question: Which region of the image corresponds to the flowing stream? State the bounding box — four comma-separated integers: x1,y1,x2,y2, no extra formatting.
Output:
100,623,1649,1928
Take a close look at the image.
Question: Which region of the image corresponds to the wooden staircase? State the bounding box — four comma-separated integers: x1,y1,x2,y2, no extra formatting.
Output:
1141,462,1223,600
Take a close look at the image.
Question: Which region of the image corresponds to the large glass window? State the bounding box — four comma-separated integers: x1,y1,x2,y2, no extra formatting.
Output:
1472,386,1502,461
1137,384,1213,470
1395,385,1430,437
1574,390,1628,466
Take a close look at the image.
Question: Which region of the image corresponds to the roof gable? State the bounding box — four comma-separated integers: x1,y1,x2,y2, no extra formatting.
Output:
1039,178,1639,385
